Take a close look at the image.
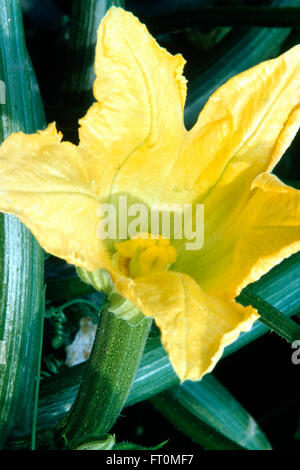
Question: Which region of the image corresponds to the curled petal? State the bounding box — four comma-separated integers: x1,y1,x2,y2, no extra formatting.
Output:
230,173,300,297
0,124,110,271
79,7,187,203
179,173,300,299
112,270,258,381
173,45,300,204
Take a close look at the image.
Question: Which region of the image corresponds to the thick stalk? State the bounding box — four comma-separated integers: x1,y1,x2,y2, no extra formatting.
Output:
0,0,45,447
54,308,152,449
238,287,300,343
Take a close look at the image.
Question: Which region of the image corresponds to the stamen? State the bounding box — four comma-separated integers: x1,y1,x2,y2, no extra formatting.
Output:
114,234,177,278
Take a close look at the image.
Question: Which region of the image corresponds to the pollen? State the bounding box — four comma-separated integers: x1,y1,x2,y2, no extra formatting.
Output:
114,234,177,278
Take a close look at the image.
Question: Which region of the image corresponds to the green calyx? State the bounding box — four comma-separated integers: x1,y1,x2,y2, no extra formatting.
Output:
77,267,144,325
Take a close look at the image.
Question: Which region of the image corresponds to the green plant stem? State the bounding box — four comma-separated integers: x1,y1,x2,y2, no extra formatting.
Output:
31,290,46,450
56,298,101,313
62,0,125,111
54,308,152,449
46,277,94,302
238,287,300,343
0,0,45,447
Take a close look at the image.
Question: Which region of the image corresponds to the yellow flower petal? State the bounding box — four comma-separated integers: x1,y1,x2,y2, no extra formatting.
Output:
176,173,300,299
229,173,300,297
165,44,300,205
0,7,299,384
111,270,258,381
0,124,110,271
78,7,187,204
172,46,300,297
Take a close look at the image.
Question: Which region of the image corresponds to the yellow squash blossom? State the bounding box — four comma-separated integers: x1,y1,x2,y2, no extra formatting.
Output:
0,7,300,381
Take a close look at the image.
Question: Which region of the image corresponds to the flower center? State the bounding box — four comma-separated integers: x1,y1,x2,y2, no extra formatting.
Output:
114,234,177,278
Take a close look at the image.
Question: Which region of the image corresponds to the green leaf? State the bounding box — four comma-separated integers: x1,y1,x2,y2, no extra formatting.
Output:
0,0,45,447
46,277,94,302
31,290,46,450
113,440,168,451
185,0,295,128
294,417,300,441
74,433,115,450
62,0,125,110
151,377,272,450
225,253,300,357
238,287,300,344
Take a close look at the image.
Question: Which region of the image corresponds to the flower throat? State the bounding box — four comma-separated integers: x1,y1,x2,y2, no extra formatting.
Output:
114,234,177,278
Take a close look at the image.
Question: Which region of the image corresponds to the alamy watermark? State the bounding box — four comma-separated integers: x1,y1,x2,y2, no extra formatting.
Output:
96,195,204,250
0,340,6,365
0,80,5,105
291,340,300,365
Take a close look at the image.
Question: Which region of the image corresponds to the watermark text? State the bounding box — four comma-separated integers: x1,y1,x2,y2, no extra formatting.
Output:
96,196,204,251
